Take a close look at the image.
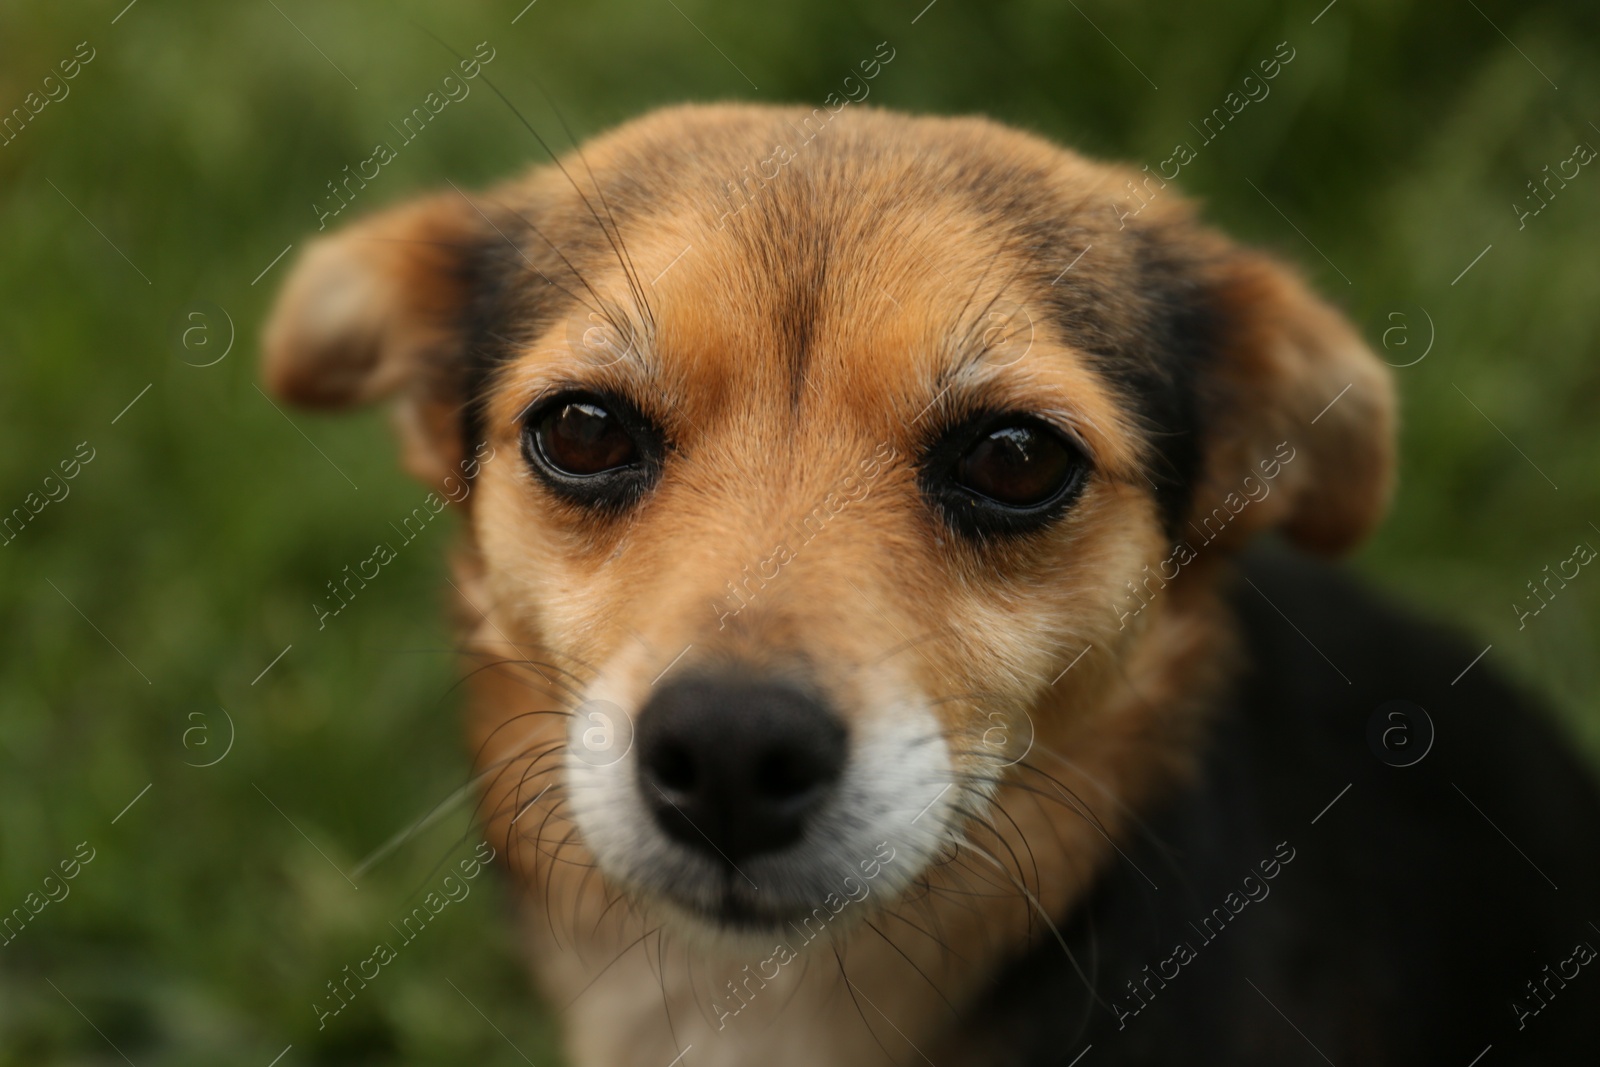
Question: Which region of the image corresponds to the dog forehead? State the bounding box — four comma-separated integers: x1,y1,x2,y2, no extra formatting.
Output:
544,106,1107,365
648,202,1006,392
487,107,1179,482
608,193,1072,373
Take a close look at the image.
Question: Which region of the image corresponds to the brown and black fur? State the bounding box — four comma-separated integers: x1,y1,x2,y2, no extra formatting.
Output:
262,104,1600,1065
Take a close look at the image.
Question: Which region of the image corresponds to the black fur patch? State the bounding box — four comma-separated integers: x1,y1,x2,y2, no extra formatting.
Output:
456,210,589,465
964,548,1600,1063
1037,224,1217,540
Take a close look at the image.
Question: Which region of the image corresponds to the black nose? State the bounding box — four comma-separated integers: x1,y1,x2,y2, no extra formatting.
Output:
635,675,847,864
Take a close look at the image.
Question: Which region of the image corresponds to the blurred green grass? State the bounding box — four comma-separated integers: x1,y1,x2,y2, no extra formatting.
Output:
1,0,1597,1063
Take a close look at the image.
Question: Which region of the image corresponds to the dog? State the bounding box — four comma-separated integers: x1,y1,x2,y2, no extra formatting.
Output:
262,103,1600,1065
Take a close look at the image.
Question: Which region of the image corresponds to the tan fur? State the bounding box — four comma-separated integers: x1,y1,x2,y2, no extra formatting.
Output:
262,104,1394,1066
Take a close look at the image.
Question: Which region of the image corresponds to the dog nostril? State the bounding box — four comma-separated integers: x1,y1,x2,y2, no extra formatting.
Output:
649,741,697,794
634,674,847,862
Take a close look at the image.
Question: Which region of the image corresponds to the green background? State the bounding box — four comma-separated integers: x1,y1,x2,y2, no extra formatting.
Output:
2,0,1597,1063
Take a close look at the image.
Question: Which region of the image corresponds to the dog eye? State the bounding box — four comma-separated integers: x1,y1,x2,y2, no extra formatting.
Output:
924,415,1088,536
534,399,638,476
521,392,660,509
955,423,1077,507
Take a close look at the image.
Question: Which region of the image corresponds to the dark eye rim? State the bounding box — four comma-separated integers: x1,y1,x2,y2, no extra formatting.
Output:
520,388,663,510
920,412,1091,537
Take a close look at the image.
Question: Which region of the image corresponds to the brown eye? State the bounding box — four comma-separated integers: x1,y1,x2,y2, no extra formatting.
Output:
535,400,638,476
955,423,1077,507
522,392,662,511
923,414,1088,537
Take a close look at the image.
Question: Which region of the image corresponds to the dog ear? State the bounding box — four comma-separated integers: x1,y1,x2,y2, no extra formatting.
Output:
1190,249,1396,556
261,192,489,488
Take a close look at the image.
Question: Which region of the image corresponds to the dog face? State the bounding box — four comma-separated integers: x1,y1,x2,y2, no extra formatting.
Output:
263,105,1392,953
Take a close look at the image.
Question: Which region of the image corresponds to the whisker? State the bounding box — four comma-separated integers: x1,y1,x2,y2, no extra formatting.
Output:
520,70,657,331
474,68,656,334
651,927,683,1053
444,182,609,321
831,944,900,1066
413,27,645,332
876,902,967,963
954,838,1110,1014
556,923,663,1012
861,918,959,1017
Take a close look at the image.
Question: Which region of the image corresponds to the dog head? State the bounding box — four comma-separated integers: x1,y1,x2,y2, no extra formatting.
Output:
263,104,1393,949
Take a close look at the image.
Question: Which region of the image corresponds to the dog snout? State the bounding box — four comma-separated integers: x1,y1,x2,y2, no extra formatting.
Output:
635,674,847,864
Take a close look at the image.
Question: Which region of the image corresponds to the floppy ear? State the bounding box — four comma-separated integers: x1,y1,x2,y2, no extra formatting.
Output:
261,192,490,488
1191,249,1396,556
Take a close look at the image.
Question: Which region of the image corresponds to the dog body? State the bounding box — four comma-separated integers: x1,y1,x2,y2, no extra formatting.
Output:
968,548,1600,1064
263,103,1600,1064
